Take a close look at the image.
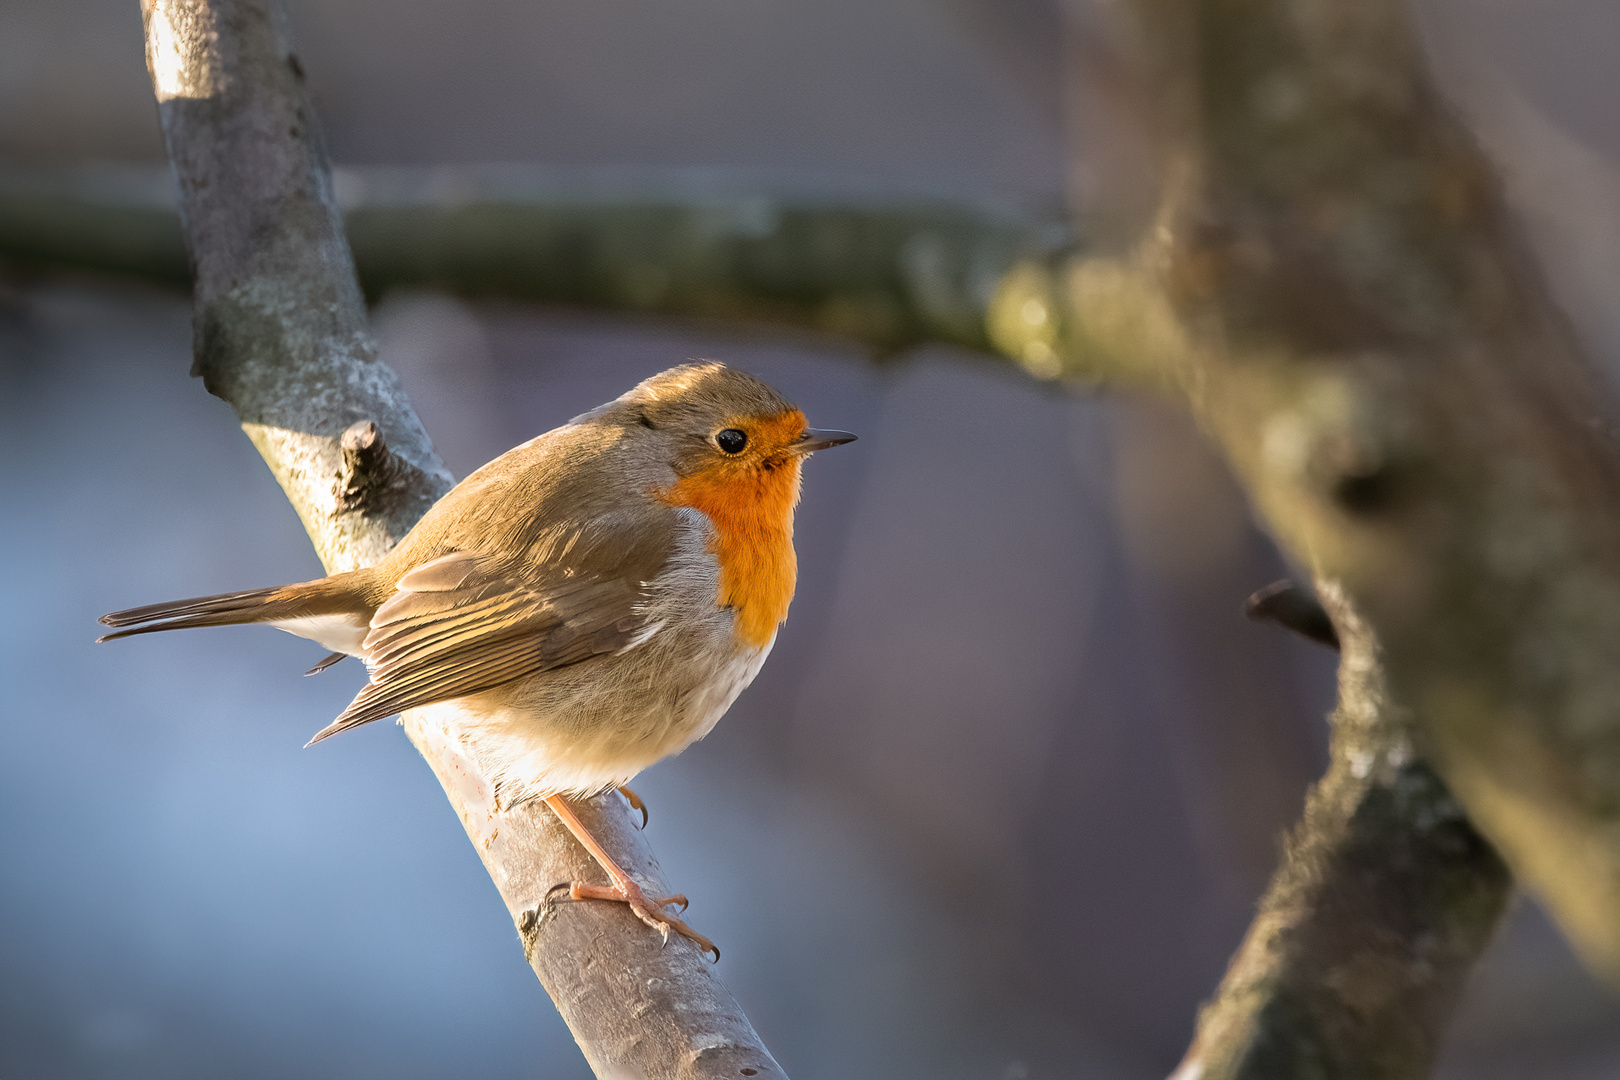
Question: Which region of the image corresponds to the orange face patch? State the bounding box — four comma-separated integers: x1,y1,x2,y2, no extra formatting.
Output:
657,409,807,648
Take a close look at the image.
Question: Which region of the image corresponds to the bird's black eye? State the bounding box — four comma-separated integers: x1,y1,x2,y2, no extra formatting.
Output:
715,428,748,454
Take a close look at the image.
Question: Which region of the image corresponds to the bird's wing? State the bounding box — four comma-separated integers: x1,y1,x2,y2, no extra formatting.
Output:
308,518,674,744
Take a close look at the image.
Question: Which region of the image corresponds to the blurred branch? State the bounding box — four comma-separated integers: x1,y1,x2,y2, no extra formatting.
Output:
0,160,1168,389
138,2,784,1076
0,163,1053,361
1069,0,1620,987
1175,581,1511,1079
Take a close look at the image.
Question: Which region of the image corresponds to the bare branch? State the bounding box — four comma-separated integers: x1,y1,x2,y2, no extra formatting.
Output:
1175,581,1511,1079
139,2,784,1075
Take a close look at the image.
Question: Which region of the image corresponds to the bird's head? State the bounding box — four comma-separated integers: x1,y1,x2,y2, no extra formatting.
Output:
583,361,856,647
606,362,856,496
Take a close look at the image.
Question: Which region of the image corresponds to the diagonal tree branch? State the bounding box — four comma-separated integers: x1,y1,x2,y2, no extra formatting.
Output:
1174,580,1511,1079
138,2,784,1076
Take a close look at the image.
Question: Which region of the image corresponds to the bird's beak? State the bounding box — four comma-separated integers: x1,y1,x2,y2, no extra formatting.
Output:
791,429,858,453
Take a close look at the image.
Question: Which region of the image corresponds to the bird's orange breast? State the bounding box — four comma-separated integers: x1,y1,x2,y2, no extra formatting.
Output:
657,420,804,649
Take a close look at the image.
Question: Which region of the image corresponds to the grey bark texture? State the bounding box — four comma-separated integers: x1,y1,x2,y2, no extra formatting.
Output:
139,3,785,1077
1173,581,1511,1080
1051,0,1620,987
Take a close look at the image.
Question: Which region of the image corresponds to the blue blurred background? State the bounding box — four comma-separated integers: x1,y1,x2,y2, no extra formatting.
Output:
4,1,1620,1077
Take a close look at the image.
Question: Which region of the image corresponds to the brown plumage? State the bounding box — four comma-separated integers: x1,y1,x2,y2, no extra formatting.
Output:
99,576,367,638
99,361,855,957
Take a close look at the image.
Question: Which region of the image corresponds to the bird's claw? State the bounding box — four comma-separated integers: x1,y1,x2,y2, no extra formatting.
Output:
564,878,718,961
616,785,648,828
304,651,347,676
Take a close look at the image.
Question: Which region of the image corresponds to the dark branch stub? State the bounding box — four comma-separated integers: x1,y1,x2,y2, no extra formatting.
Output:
1244,579,1341,650
338,418,435,519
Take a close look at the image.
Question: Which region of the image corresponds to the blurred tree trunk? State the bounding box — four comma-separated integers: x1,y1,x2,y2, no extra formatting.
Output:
1053,0,1620,1071
1067,0,1620,971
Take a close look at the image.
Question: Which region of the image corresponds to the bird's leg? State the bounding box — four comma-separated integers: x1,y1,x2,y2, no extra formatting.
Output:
616,784,648,827
542,794,718,960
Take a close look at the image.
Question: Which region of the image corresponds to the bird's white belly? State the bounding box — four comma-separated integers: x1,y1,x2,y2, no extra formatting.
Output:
434,634,774,805
673,638,774,749
403,505,777,804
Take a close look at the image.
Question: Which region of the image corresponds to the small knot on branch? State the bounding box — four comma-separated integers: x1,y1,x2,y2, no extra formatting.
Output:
1246,579,1341,650
338,418,432,517
517,886,571,965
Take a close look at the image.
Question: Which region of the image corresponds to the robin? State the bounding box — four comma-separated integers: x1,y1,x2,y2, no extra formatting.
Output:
99,361,855,957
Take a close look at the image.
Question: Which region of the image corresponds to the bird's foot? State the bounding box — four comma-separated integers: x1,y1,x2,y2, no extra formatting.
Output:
551,877,718,960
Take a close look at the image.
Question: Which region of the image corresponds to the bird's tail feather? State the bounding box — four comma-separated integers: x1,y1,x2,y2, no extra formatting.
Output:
98,576,367,642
